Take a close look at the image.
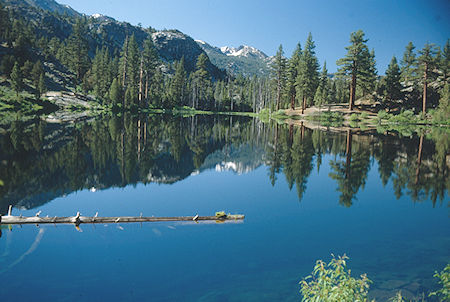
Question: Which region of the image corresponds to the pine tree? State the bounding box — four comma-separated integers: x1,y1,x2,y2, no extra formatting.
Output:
22,60,33,79
126,34,140,91
329,80,337,104
271,44,287,111
118,34,141,107
12,20,31,61
384,56,402,104
0,3,11,43
31,61,44,91
169,57,187,107
90,47,113,100
66,18,90,85
193,53,210,109
286,43,302,110
441,39,450,83
359,48,377,96
142,37,159,101
296,33,319,113
337,30,373,110
314,62,329,109
109,78,122,106
10,62,23,97
418,43,439,114
119,35,129,88
400,42,417,85
38,72,46,99
124,85,137,109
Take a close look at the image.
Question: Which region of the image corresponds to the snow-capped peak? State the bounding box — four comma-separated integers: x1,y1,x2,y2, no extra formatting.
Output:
220,45,268,59
92,13,103,18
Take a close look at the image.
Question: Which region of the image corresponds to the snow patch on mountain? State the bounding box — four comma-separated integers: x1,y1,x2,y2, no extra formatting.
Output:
195,39,206,45
219,45,268,59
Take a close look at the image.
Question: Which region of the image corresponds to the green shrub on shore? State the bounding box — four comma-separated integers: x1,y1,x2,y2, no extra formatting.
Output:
349,113,360,122
300,256,450,302
360,112,369,120
429,264,450,301
377,110,389,121
300,255,372,302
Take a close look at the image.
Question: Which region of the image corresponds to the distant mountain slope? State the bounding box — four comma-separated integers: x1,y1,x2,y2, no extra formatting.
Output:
1,0,225,78
152,31,225,79
196,40,272,77
5,0,79,16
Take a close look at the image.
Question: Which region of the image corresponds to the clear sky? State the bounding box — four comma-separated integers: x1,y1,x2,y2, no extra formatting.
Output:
59,0,449,73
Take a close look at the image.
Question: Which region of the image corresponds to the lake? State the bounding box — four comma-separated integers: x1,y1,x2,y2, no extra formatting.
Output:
0,114,448,302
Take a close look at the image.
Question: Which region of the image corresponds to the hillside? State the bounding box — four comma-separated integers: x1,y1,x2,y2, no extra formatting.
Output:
1,0,225,78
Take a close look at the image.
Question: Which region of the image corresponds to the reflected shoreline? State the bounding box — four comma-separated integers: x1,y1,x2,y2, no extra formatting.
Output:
0,114,448,213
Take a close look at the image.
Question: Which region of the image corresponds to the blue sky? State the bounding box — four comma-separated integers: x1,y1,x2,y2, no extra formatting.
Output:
60,0,449,73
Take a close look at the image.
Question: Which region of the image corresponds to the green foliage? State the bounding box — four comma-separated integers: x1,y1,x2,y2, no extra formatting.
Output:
10,62,23,96
314,62,329,107
300,255,372,302
384,56,402,102
306,111,344,127
168,57,187,107
271,44,288,110
108,78,122,106
429,264,450,301
192,53,211,109
349,113,360,122
38,73,46,99
359,112,368,120
377,110,389,121
389,291,406,302
285,43,302,109
431,83,450,124
441,39,450,82
90,46,115,100
65,18,90,84
1,55,15,76
296,33,319,108
337,30,376,103
388,110,416,124
400,42,417,84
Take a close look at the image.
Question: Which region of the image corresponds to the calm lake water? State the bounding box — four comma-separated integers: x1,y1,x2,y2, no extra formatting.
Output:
0,114,448,302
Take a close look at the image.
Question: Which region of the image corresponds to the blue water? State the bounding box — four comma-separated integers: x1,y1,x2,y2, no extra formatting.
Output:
0,117,448,301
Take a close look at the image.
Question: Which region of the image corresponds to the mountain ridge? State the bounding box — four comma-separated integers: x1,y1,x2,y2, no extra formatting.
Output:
195,39,272,77
1,0,226,79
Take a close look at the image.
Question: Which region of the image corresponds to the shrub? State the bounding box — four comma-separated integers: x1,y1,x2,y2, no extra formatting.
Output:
377,110,389,121
429,264,450,301
300,255,372,302
349,113,360,122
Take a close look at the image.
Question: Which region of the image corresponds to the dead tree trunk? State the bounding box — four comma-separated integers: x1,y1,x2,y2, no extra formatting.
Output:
138,56,144,104
422,63,428,115
301,96,306,114
122,35,128,108
349,70,356,111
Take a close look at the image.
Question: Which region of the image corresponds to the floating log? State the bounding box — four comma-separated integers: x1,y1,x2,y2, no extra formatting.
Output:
0,212,245,225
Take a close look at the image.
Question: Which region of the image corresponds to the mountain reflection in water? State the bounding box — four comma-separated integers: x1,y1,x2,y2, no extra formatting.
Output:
0,114,447,213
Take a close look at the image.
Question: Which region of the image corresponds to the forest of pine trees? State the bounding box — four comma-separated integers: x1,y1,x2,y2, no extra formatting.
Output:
270,30,448,118
0,2,448,118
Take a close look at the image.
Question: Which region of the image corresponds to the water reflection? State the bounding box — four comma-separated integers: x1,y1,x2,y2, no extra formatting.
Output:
0,114,448,213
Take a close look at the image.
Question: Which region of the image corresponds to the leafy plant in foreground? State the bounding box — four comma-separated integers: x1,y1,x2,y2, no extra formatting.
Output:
300,254,372,302
429,263,450,301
